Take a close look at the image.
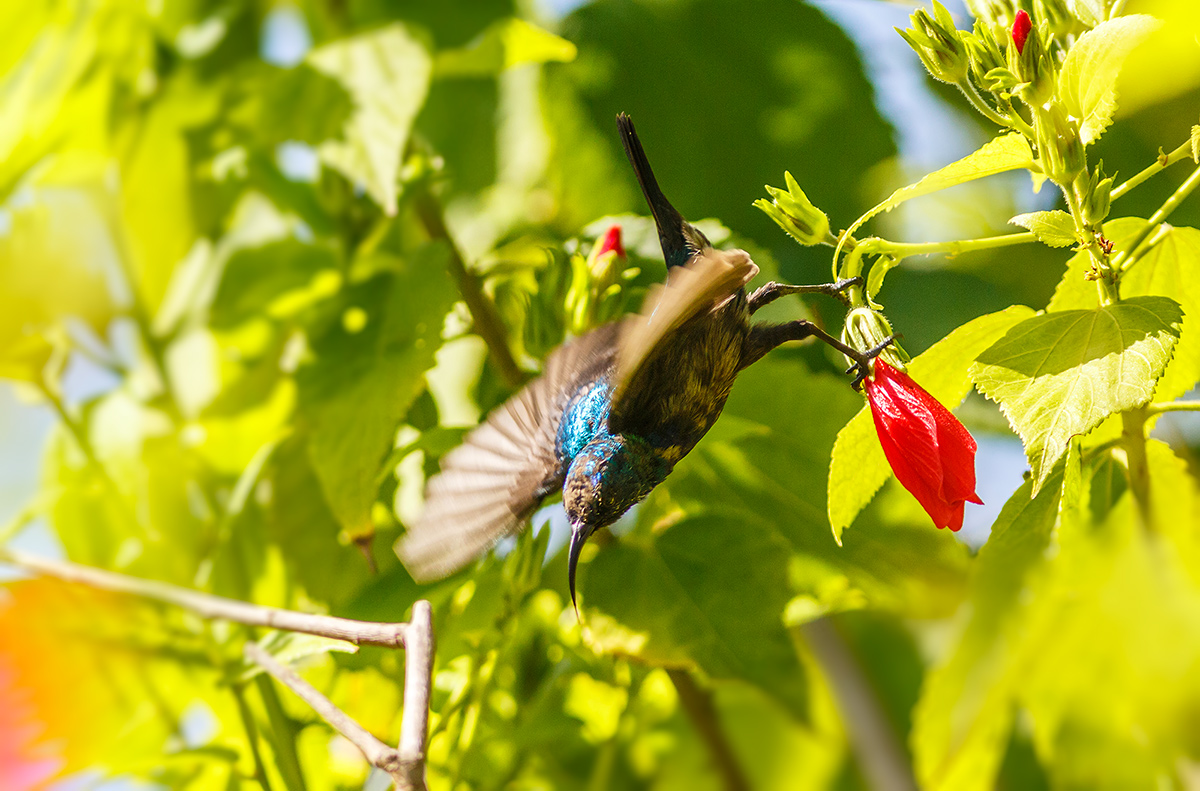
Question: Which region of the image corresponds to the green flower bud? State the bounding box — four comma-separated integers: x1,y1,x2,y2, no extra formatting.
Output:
896,1,970,85
1078,163,1114,226
755,171,830,246
1034,103,1086,185
963,20,1006,90
842,307,907,371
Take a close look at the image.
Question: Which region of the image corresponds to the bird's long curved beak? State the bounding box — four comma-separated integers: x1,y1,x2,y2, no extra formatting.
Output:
567,525,588,616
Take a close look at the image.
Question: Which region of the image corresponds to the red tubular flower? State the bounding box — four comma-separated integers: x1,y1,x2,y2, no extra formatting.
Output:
1012,9,1032,54
596,224,625,259
865,360,983,531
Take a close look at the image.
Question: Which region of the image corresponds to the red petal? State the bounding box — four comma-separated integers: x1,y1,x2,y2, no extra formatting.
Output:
867,364,952,528
597,225,625,259
867,362,981,531
1012,10,1032,54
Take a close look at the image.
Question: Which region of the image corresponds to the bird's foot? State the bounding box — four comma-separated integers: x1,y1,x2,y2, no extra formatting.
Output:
844,335,897,391
817,276,863,304
828,276,863,306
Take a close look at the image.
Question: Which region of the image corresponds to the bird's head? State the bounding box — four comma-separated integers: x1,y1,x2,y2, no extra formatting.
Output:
562,435,669,611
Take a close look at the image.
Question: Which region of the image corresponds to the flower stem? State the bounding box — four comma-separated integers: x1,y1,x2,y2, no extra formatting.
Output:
1146,400,1200,416
1115,162,1200,275
876,231,1037,259
1120,407,1153,530
1110,140,1193,202
958,78,1014,130
1063,185,1118,305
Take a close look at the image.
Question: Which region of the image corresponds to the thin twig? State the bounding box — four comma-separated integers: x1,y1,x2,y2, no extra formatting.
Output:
1147,400,1200,416
414,188,524,389
246,642,423,790
1110,140,1194,202
800,619,917,791
1115,163,1200,275
0,549,408,648
666,669,749,791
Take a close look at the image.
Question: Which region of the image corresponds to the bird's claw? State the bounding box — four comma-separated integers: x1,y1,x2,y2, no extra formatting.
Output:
845,335,897,391
830,276,863,305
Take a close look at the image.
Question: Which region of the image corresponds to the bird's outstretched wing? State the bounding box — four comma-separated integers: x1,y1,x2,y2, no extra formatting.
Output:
608,248,758,435
397,324,620,582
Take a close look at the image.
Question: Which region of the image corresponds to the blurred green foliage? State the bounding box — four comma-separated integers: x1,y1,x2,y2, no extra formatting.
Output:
2,0,1200,789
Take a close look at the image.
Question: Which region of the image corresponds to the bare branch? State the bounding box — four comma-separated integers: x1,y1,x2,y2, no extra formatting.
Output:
0,549,407,648
398,600,433,790
246,642,423,789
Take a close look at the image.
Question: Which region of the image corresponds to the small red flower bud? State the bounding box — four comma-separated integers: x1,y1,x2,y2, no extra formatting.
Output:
596,225,625,259
1012,10,1032,55
865,360,983,531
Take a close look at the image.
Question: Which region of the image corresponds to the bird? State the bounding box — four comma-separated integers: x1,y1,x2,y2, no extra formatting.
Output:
397,113,889,606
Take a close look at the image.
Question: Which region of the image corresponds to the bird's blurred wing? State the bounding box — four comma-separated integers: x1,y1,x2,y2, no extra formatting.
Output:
609,248,757,432
396,324,620,582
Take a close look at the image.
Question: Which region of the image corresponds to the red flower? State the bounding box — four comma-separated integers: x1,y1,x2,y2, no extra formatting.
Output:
1012,10,1032,54
865,360,982,531
596,224,625,259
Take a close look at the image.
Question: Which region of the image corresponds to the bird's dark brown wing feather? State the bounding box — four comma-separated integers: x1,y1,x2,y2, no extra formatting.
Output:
396,324,620,582
609,248,758,433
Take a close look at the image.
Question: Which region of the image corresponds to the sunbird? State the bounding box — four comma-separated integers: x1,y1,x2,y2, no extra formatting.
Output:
398,113,890,604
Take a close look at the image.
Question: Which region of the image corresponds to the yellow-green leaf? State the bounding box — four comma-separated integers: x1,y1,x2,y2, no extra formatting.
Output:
1009,210,1078,248
970,296,1182,494
434,18,577,78
1058,15,1162,146
309,24,432,215
834,134,1035,265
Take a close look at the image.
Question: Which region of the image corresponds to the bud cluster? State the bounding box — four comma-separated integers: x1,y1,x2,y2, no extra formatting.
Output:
896,1,970,85
897,3,1120,197
564,225,636,334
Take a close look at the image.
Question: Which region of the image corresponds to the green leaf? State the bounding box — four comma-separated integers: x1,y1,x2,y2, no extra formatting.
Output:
828,305,1036,541
912,473,1062,791
970,296,1182,494
228,64,355,148
584,512,811,722
210,240,340,329
1009,210,1078,248
1058,15,1162,146
308,24,432,215
302,247,456,541
434,18,577,78
118,80,220,310
1050,219,1200,410
835,134,1034,264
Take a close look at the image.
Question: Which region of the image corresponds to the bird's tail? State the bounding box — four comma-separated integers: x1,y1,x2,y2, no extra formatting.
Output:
616,113,688,267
